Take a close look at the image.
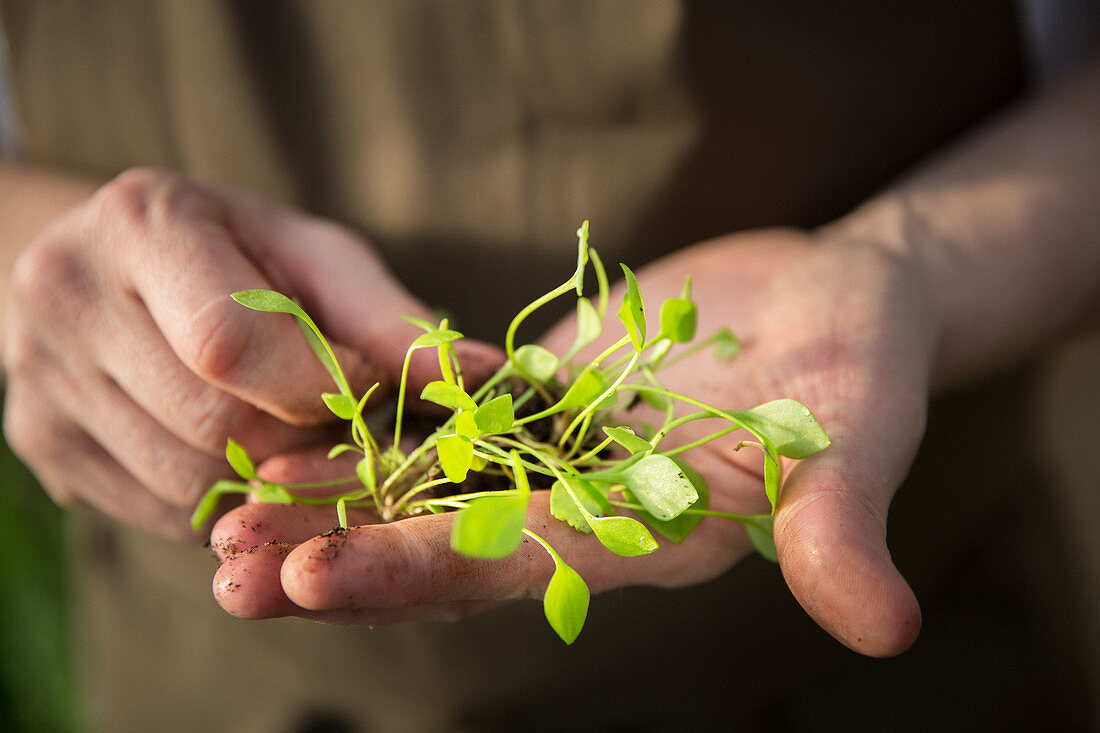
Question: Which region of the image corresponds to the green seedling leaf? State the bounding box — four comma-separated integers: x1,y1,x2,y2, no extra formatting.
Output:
232,290,350,396
401,314,439,332
189,479,252,530
232,289,308,318
412,329,464,348
763,443,780,511
713,327,741,360
736,399,831,459
451,452,531,559
627,456,707,543
474,394,514,435
590,246,609,316
380,445,406,475
574,297,602,351
552,470,652,558
588,514,658,557
640,388,672,411
514,344,559,383
617,264,646,350
543,557,590,645
225,438,256,480
321,392,357,420
742,513,778,562
557,369,610,411
621,454,699,522
355,457,376,493
421,380,478,412
190,490,221,531
436,434,474,483
550,478,605,533
659,297,697,343
253,484,293,504
450,492,528,559
455,410,480,440
603,426,652,455
578,477,613,514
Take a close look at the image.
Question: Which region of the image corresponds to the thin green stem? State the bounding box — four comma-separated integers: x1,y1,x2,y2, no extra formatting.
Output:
561,411,595,460
267,476,358,491
515,335,631,426
654,327,734,371
391,345,419,451
521,527,562,565
476,438,559,480
660,425,741,456
506,277,583,375
589,247,609,317
390,477,455,515
557,349,639,448
572,435,615,464
413,499,469,511
643,409,728,452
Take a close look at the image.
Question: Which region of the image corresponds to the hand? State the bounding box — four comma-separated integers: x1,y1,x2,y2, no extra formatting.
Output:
209,227,935,656
2,168,494,539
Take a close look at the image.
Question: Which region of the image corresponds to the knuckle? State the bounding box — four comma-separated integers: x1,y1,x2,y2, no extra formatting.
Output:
2,325,42,379
91,167,171,225
181,295,254,384
3,396,62,468
150,453,212,509
8,239,90,315
185,387,249,455
93,168,220,233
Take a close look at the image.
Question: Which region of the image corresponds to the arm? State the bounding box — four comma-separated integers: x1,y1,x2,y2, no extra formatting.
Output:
831,54,1100,387
209,57,1100,655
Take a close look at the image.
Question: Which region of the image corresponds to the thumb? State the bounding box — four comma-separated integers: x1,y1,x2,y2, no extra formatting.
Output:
773,417,924,657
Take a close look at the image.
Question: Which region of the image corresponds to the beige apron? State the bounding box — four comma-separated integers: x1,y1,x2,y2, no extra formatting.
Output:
4,1,1098,730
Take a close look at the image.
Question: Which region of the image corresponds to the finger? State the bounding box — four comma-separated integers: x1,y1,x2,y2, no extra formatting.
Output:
222,185,506,394
210,502,376,561
94,294,349,457
210,446,378,560
3,384,196,540
5,231,332,461
773,401,926,657
213,543,506,623
295,600,507,626
255,444,363,487
213,543,299,618
92,170,373,424
14,325,249,512
275,491,751,616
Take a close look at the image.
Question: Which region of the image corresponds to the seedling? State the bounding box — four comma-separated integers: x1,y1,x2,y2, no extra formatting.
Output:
193,222,830,643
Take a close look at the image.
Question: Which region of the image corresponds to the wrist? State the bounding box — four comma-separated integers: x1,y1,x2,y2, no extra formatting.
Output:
822,60,1100,389
817,198,953,391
